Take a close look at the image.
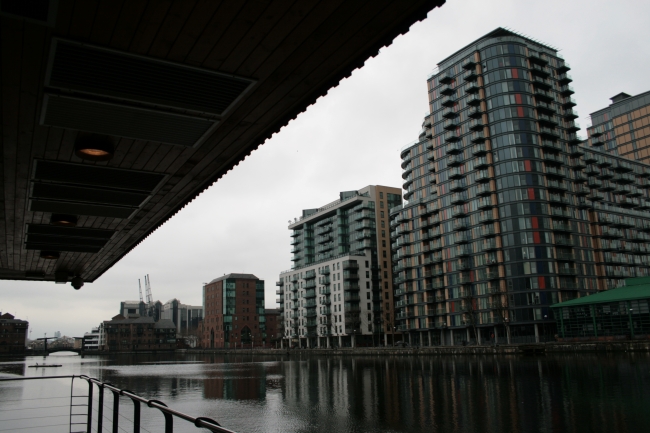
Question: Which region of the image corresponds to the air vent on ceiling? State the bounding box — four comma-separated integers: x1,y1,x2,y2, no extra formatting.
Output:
34,160,165,192
41,95,216,147
0,0,57,26
25,224,114,253
46,39,255,115
30,200,136,219
27,224,114,239
32,183,150,207
31,160,165,219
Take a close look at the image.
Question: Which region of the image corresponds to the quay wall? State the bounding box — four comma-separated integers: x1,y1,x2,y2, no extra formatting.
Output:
190,341,650,356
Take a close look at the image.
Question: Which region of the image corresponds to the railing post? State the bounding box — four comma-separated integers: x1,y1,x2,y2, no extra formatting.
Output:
97,384,104,433
86,379,93,433
121,390,141,433
148,400,173,433
108,388,121,433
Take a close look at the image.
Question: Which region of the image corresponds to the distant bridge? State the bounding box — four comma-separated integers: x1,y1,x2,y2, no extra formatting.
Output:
44,347,82,354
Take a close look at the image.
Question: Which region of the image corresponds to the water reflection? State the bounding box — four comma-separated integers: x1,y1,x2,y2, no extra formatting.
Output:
1,353,649,433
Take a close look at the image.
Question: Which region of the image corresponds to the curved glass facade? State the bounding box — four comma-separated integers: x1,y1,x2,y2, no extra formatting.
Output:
391,32,586,345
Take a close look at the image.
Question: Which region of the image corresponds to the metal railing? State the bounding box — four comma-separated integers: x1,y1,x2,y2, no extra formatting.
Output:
0,375,236,433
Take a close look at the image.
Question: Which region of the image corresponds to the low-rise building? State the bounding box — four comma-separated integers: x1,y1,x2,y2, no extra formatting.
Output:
83,327,101,351
0,313,28,354
102,315,176,352
552,277,650,341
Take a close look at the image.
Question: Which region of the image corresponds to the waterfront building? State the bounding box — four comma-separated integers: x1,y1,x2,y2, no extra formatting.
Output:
0,313,28,354
391,27,650,346
160,299,203,335
278,185,402,348
586,91,650,163
552,277,650,340
201,274,266,349
120,299,163,322
101,315,176,352
82,327,101,351
264,308,282,346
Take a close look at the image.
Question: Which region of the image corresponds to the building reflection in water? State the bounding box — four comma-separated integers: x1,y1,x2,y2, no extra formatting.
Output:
30,352,650,433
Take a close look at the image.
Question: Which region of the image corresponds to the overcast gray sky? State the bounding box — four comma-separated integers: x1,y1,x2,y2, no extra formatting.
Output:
3,0,649,339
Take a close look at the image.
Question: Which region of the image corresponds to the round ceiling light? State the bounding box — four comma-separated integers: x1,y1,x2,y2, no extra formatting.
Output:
74,134,115,161
50,214,78,227
40,251,60,260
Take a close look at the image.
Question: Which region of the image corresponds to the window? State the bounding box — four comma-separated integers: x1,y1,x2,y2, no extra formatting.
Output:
380,192,384,199
380,211,385,218
382,240,386,247
380,201,384,208
382,230,386,237
383,251,387,258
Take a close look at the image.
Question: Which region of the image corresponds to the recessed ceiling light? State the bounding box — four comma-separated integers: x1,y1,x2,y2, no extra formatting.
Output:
40,251,60,260
50,214,78,227
74,134,114,161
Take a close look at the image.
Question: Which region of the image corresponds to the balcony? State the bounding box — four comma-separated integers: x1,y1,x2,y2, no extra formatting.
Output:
479,211,494,223
536,100,556,113
476,183,492,196
470,131,486,143
439,71,453,83
451,193,467,205
558,73,573,84
477,197,493,209
533,76,552,90
468,106,483,118
342,261,359,269
442,107,458,118
481,224,496,237
440,84,454,95
469,118,485,131
465,81,480,94
534,88,554,102
555,236,573,246
527,50,548,65
540,126,560,139
563,108,579,120
558,267,578,276
547,179,567,191
467,93,482,106
462,69,477,81
343,282,360,291
450,180,465,192
538,113,558,125
531,64,551,77
546,166,566,177
474,157,489,169
449,167,464,179
562,97,577,108
575,185,590,196
452,206,467,218
443,118,459,130
541,140,562,151
559,85,575,96
453,220,468,231
441,95,456,107
483,239,497,251
548,194,569,204
475,170,490,183
552,221,574,232
448,155,463,167
454,233,470,244
457,245,471,256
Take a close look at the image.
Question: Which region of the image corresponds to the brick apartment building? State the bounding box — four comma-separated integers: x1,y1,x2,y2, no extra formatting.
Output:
264,308,281,346
201,274,267,348
102,314,176,352
0,313,28,354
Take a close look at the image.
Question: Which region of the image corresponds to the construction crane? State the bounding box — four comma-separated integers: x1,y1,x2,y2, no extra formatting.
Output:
138,279,144,303
145,274,154,317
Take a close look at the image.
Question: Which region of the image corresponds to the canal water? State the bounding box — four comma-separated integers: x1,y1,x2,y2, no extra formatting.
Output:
1,352,649,433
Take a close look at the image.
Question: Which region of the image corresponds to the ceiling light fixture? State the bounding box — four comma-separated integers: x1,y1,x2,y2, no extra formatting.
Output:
74,134,115,161
50,214,78,227
40,251,60,260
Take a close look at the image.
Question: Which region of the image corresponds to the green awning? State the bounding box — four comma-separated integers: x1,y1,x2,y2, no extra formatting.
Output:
550,277,650,308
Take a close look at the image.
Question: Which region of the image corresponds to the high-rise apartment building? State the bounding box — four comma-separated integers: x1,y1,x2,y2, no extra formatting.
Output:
390,28,650,347
278,185,401,348
586,91,650,163
201,274,266,349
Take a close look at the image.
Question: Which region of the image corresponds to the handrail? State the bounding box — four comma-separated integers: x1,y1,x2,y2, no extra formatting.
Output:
0,375,236,433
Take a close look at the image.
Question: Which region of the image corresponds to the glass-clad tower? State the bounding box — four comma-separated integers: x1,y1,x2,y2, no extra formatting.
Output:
390,28,589,346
